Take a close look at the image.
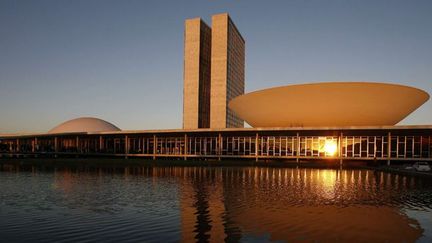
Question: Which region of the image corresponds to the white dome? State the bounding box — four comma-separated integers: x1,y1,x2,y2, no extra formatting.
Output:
49,117,121,134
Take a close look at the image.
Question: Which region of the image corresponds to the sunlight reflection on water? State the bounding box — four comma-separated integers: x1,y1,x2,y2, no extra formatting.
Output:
1,166,432,242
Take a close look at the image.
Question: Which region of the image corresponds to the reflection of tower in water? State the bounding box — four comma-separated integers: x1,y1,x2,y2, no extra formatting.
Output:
179,167,241,243
177,167,425,242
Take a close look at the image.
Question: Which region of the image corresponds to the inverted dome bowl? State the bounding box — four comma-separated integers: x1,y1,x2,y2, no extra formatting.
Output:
228,82,429,127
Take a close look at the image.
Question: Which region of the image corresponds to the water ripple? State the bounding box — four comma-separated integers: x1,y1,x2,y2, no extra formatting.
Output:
1,167,432,242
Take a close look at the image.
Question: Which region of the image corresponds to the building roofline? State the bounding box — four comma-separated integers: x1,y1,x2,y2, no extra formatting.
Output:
185,17,210,29
2,125,432,139
212,12,245,43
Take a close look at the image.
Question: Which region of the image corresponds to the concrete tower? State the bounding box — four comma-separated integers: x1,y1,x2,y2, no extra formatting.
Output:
210,13,245,128
183,13,245,129
183,18,212,129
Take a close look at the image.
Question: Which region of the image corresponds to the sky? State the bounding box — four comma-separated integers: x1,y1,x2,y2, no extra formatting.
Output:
0,0,431,133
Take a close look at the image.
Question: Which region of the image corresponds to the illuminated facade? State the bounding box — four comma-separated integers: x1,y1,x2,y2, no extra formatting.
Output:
210,13,245,128
1,118,432,163
183,18,212,129
183,13,245,129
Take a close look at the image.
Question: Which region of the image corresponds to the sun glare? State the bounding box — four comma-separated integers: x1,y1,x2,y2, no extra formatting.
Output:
323,140,338,156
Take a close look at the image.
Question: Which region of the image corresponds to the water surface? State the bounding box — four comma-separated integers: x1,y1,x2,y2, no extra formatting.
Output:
1,166,432,242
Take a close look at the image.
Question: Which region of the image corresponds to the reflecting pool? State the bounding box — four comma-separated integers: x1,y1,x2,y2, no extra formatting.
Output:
1,166,432,242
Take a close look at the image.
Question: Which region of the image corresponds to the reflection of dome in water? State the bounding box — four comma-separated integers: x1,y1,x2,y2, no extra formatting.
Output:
48,117,121,134
229,82,430,127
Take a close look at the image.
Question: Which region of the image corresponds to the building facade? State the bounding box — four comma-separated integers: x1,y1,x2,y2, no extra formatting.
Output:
183,18,212,129
210,13,245,128
2,126,432,164
183,13,245,129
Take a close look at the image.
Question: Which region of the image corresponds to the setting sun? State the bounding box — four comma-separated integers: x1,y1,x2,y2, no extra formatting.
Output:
323,140,338,156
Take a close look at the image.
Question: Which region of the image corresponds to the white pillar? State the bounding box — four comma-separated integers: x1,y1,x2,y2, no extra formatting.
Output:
387,132,391,166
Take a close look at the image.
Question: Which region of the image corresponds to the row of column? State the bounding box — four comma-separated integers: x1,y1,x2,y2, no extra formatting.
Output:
2,132,430,163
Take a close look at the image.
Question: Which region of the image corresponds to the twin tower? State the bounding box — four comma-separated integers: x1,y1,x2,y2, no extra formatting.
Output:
183,13,245,129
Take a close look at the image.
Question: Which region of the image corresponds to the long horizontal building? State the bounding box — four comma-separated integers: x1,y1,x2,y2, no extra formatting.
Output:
1,118,432,163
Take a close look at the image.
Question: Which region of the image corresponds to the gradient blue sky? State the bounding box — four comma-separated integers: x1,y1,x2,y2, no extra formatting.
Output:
1,0,431,133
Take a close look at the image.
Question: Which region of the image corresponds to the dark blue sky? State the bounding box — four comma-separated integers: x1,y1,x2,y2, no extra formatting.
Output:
1,0,431,132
